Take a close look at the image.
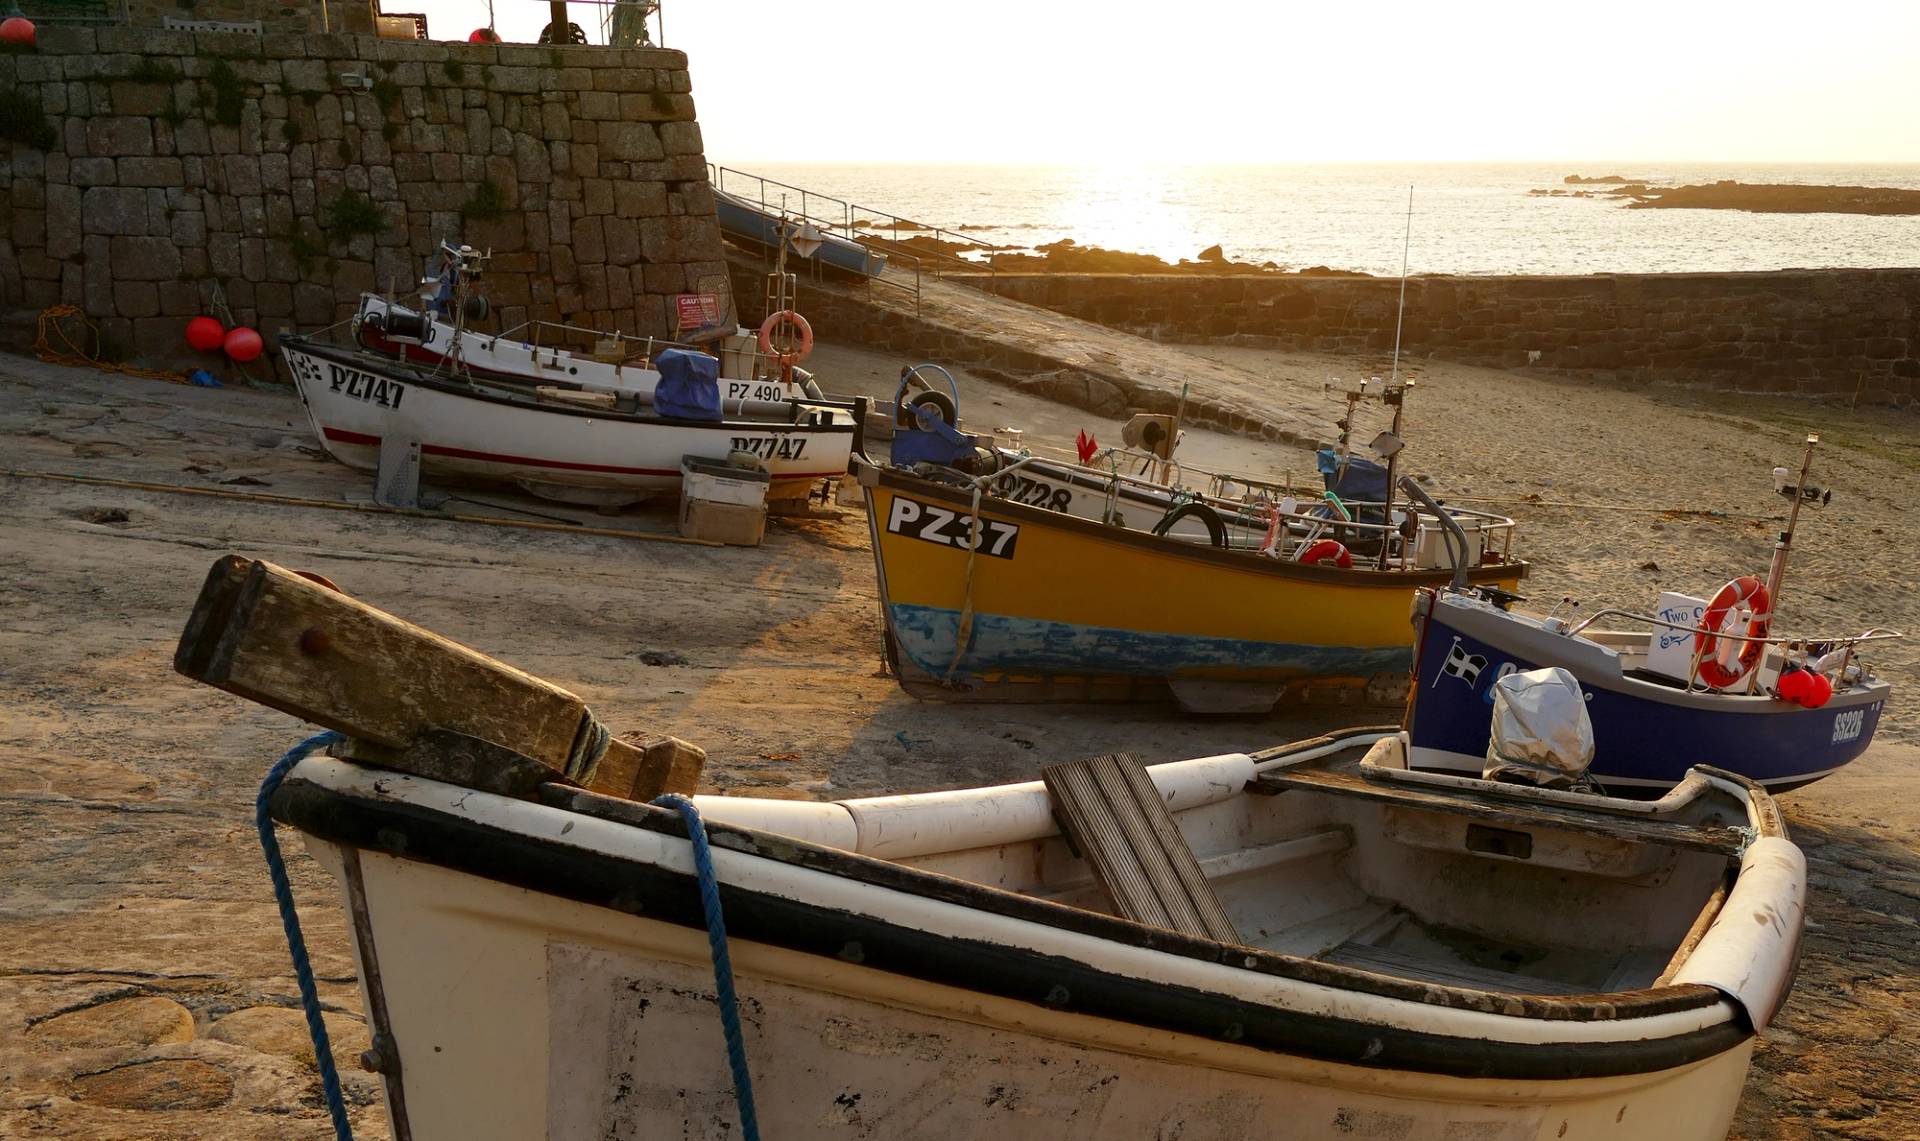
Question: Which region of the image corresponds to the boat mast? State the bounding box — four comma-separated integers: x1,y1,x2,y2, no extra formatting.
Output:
1388,186,1413,387
1378,187,1413,569
1764,433,1819,617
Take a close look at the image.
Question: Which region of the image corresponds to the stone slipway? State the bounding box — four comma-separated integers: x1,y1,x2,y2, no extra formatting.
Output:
726,253,1326,447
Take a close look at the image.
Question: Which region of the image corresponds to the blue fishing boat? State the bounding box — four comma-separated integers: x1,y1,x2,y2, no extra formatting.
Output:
1406,435,1900,794
1406,589,1893,792
713,188,888,279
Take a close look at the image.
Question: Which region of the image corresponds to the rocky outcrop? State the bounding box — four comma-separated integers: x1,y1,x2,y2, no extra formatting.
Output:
1622,181,1920,216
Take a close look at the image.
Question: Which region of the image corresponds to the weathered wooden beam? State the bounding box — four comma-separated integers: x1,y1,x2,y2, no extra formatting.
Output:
1042,753,1240,944
175,555,701,801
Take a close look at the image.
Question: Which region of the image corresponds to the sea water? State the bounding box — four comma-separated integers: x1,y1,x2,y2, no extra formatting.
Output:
716,162,1920,277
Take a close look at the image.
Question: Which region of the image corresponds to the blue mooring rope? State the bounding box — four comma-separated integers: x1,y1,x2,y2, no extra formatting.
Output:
652,793,761,1141
257,729,353,1141
256,737,757,1141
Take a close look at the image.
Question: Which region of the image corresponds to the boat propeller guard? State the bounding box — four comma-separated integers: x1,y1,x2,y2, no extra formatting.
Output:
1695,575,1771,689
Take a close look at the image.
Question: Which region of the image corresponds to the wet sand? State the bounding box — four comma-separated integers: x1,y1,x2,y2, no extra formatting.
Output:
1,342,1916,1139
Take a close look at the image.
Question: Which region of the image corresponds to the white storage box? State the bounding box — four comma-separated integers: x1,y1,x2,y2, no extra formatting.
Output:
1414,516,1484,570
681,455,770,509
717,331,760,381
680,455,769,546
1643,592,1708,682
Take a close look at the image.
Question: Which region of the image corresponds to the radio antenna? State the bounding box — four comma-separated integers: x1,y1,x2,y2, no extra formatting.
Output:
1389,185,1413,385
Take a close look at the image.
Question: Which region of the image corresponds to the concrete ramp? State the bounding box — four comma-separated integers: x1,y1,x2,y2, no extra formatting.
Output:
726,253,1321,446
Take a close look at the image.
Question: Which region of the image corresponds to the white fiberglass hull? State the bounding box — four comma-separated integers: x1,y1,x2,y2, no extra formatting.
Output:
276,735,1798,1140
284,338,854,503
317,837,1752,1141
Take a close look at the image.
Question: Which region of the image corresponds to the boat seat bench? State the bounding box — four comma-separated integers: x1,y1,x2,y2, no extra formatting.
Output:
1253,766,1744,856
1321,942,1594,996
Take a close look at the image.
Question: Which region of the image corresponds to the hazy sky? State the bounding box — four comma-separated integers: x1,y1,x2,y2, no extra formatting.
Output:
413,0,1918,164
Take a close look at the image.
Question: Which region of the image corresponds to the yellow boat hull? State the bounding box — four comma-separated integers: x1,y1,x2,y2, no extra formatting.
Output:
861,465,1525,695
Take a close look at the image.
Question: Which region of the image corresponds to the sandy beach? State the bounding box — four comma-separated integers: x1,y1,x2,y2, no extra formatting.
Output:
3,339,1918,1140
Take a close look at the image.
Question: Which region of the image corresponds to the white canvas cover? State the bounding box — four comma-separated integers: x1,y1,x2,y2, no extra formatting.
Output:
1484,666,1597,790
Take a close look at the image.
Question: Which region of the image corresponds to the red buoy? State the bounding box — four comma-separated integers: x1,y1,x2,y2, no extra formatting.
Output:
468,26,499,42
0,17,36,48
223,326,264,362
1803,672,1834,709
1774,668,1812,704
186,316,225,352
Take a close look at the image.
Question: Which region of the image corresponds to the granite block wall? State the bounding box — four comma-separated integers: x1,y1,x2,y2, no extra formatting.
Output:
980,270,1920,404
0,28,733,364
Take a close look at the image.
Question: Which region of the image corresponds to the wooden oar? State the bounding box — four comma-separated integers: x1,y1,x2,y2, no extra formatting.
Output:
175,555,701,801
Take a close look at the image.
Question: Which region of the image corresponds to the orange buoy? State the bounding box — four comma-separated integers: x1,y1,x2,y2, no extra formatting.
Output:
1296,539,1353,569
1694,575,1770,689
757,310,814,367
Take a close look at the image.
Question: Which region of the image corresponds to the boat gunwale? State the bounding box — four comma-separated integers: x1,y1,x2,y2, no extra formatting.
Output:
865,461,1527,588
269,766,1754,1085
282,335,861,435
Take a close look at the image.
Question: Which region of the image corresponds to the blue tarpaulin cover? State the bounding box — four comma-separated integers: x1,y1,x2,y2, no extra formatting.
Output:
654,348,722,421
1315,447,1390,518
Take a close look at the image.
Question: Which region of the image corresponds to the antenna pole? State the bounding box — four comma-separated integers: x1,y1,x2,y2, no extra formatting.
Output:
1764,433,1818,618
1389,185,1413,385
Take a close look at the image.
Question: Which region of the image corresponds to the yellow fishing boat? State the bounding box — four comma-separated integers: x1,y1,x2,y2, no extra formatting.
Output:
854,457,1526,710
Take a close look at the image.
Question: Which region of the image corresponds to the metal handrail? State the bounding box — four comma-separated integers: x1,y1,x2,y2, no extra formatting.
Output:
710,165,999,280
1565,608,1904,650
996,449,1520,549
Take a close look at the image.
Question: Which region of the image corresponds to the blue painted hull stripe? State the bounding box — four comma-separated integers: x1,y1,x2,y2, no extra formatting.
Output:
889,604,1411,680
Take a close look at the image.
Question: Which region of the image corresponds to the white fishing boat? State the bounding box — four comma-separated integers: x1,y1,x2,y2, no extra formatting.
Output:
281,335,859,505
353,293,824,407
272,729,1801,1140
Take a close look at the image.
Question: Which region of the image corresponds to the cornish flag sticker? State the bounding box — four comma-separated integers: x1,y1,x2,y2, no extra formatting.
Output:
1437,637,1487,687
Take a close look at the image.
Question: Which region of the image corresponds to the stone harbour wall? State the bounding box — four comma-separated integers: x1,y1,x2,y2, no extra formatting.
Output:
0,27,733,364
979,270,1920,404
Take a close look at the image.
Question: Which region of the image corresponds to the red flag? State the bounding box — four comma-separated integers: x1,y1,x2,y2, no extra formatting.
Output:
1075,430,1098,464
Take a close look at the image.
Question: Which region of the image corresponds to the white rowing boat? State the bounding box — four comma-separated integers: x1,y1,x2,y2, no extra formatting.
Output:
273,728,1801,1140
282,336,858,505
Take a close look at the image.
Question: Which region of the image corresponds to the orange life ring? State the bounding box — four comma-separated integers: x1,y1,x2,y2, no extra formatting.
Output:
1297,539,1353,569
757,310,814,367
1695,575,1771,688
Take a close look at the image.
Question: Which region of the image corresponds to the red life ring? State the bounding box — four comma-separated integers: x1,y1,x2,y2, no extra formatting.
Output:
1296,539,1353,569
1695,575,1771,688
757,310,814,367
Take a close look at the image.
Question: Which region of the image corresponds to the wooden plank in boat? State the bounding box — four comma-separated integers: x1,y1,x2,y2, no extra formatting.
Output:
536,385,618,409
174,556,698,802
1042,753,1240,944
1254,764,1742,855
